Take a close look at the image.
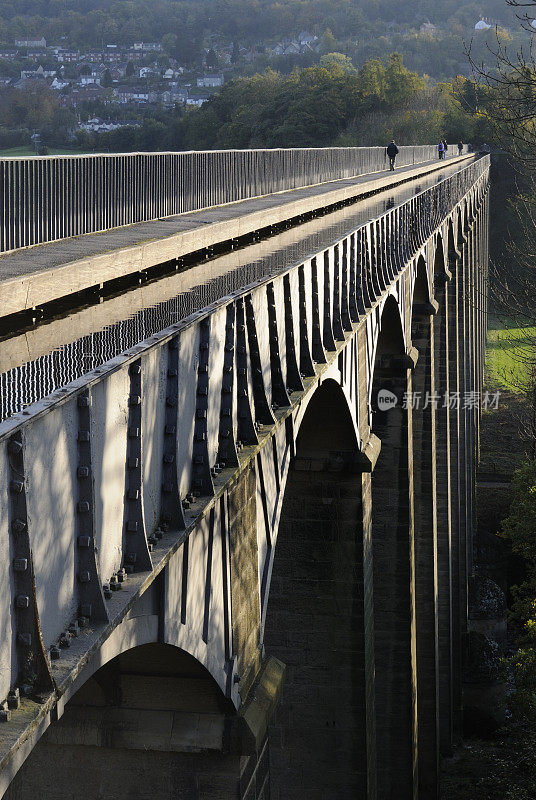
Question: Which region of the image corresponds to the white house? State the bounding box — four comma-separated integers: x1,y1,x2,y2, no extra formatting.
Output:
196,74,224,88
80,75,101,85
15,37,46,48
133,42,163,52
475,19,491,30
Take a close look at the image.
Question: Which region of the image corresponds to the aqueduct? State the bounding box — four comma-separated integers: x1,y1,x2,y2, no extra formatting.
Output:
0,149,489,799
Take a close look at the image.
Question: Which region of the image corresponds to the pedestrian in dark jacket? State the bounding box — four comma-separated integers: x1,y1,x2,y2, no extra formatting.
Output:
438,141,445,160
458,141,464,155
386,140,399,171
442,140,448,158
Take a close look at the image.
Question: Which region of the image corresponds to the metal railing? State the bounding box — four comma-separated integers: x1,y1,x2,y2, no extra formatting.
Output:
0,145,467,254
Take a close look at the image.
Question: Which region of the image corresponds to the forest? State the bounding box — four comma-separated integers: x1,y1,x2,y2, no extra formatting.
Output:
0,0,522,82
0,0,515,45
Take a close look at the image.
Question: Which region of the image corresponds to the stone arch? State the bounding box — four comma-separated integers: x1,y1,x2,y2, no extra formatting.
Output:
5,643,241,800
263,377,367,799
370,290,416,798
371,293,406,396
434,232,447,280
447,217,457,266
412,254,432,318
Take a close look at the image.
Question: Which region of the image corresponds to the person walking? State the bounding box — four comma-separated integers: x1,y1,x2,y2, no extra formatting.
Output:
386,139,399,171
438,141,445,160
442,139,448,158
458,140,464,155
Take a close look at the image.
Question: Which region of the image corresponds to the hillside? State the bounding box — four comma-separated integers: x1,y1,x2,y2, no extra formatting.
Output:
0,0,521,82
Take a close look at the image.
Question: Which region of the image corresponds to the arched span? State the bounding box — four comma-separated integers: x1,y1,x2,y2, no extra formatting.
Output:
5,643,236,800
434,232,446,279
263,376,367,798
456,206,465,247
260,377,358,632
412,254,432,316
293,377,358,456
370,293,406,411
447,218,457,263
60,604,231,706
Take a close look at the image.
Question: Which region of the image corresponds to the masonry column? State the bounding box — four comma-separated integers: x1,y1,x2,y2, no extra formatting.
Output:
371,345,418,800
434,253,454,757
358,326,378,800
411,297,440,798
458,228,470,673
448,237,463,735
264,381,371,800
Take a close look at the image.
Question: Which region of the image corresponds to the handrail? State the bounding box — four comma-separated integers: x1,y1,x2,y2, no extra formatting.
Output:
0,155,488,433
0,145,467,254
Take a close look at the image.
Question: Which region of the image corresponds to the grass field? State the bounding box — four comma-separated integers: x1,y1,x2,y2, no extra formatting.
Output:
486,314,536,393
0,146,86,157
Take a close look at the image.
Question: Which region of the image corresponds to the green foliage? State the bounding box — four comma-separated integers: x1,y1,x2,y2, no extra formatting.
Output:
173,54,476,150
319,53,357,76
501,461,536,717
101,68,113,88
0,83,76,139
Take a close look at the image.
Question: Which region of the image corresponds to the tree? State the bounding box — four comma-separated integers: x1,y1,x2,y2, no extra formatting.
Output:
231,41,240,65
102,69,113,88
468,1,536,167
162,33,177,55
205,48,219,69
320,28,336,54
126,61,135,77
319,52,357,76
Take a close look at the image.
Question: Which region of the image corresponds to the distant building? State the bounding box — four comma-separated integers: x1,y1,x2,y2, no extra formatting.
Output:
419,22,437,35
50,77,70,91
161,88,188,106
54,48,80,63
139,66,159,78
475,19,491,30
186,92,210,107
133,42,163,52
113,86,158,104
298,31,317,45
196,74,224,88
61,84,107,107
79,117,141,133
20,65,49,80
15,37,46,49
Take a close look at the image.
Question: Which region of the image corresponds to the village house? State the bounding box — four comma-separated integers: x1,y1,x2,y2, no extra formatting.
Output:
61,84,107,107
113,86,158,104
15,37,46,49
53,48,80,63
196,73,224,87
133,42,163,52
161,88,189,106
186,92,210,106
